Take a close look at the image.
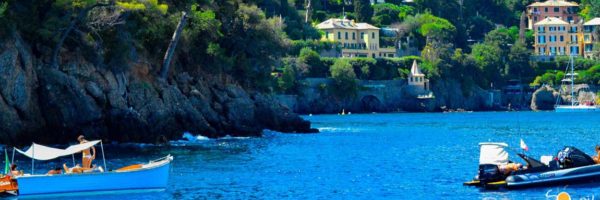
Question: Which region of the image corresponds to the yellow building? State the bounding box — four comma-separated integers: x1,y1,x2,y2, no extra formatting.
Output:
583,18,600,59
316,18,396,58
533,17,582,57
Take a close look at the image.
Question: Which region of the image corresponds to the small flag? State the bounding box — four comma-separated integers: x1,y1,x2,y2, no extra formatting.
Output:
4,149,9,175
520,139,529,151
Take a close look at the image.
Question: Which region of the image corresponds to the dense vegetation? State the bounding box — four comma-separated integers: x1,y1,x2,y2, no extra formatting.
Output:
276,0,600,98
3,0,600,98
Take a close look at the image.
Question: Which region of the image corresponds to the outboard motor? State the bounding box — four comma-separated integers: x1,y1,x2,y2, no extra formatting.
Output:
477,142,510,184
478,164,504,184
557,146,595,169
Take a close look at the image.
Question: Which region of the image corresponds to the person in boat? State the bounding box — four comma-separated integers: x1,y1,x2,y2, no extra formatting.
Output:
8,164,21,177
63,163,84,174
78,135,96,168
498,163,522,174
593,145,600,164
47,167,62,175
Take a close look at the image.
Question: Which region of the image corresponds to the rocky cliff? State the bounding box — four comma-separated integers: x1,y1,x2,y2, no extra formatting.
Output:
0,33,316,145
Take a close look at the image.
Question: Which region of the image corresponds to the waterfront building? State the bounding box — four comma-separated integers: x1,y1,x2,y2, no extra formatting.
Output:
583,18,600,59
316,18,396,58
408,60,429,91
526,0,579,29
533,17,581,57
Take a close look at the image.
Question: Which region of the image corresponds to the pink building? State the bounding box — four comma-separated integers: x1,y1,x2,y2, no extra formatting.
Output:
526,0,579,29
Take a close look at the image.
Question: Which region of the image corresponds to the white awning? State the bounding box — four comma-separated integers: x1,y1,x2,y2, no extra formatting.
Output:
15,140,100,161
479,142,509,165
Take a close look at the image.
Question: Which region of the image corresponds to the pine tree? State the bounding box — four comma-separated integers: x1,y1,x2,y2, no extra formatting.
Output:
354,0,373,23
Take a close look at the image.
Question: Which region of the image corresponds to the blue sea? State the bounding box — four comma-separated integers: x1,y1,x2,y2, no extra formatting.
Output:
9,112,600,199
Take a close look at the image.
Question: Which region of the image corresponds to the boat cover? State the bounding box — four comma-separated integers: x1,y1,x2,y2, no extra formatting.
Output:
479,142,509,165
15,140,100,161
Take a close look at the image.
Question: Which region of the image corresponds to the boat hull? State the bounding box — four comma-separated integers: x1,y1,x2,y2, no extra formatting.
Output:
555,105,600,112
16,158,170,196
506,164,600,188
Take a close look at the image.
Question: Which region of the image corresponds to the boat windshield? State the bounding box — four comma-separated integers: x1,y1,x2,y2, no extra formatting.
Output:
517,153,549,173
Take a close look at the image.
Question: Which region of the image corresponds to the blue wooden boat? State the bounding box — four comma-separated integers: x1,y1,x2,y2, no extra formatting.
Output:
5,141,173,196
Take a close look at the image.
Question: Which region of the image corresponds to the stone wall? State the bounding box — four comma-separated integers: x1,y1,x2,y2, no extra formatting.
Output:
278,77,497,114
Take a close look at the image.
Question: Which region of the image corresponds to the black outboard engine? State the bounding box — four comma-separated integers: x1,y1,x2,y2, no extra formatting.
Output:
557,146,595,169
478,164,504,184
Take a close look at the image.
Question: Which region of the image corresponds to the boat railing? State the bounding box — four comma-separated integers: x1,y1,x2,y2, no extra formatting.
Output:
149,154,173,164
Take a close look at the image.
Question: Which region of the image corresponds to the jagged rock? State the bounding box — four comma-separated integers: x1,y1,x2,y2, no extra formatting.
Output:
0,33,317,145
210,85,229,103
189,92,220,131
224,94,260,135
0,96,22,144
0,36,44,143
37,67,103,142
104,71,127,109
85,81,104,100
106,108,149,142
158,84,213,137
253,93,317,133
531,85,558,111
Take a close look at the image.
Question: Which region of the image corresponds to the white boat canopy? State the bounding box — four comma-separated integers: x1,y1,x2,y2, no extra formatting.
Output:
15,140,101,161
479,142,509,165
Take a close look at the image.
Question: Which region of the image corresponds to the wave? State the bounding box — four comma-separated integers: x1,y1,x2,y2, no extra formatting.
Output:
174,132,254,145
220,135,251,140
181,132,210,142
317,127,363,133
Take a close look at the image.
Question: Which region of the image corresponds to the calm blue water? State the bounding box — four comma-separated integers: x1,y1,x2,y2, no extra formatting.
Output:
8,112,600,199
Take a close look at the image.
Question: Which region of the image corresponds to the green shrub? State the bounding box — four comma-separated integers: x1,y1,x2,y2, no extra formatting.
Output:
289,40,337,56
330,59,358,99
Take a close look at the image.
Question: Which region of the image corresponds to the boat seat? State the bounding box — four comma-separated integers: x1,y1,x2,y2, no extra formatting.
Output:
540,156,553,166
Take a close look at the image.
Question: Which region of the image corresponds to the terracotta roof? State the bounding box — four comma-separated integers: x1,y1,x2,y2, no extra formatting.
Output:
315,18,380,30
528,0,578,7
584,18,600,26
534,17,569,25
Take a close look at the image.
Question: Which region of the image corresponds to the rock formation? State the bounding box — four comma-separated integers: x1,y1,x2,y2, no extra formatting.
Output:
530,85,558,110
0,33,317,145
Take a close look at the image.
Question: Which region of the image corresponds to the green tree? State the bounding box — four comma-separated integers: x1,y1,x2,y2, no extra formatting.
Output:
507,42,532,78
0,2,6,18
360,65,370,80
278,62,299,94
354,0,373,23
484,28,514,51
466,15,494,41
471,43,502,88
219,3,290,90
371,3,414,26
580,0,600,20
404,12,456,43
298,47,325,77
330,59,358,99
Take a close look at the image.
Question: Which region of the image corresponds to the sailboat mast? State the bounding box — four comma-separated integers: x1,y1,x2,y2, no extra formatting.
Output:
571,55,575,106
